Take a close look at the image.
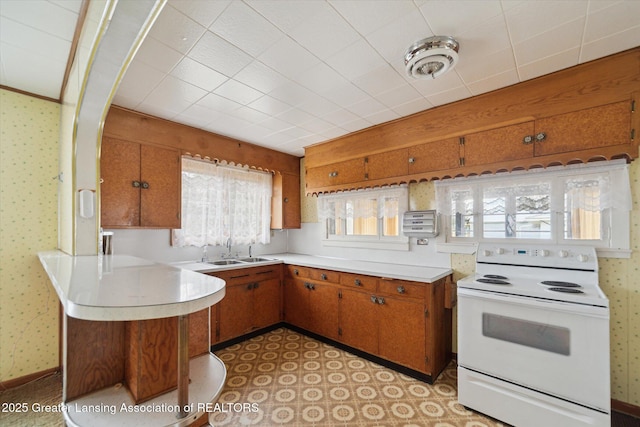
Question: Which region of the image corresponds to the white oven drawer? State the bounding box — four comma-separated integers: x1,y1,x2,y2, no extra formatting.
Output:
457,288,610,412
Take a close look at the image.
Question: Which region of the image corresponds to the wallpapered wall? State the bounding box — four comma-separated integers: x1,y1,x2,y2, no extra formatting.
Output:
300,158,640,406
0,89,60,382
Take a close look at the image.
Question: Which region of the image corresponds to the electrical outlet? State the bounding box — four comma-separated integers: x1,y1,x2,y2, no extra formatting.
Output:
416,238,429,245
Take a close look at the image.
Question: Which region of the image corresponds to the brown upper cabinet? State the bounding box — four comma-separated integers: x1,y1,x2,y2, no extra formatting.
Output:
462,121,536,167
306,157,365,189
100,137,181,228
271,172,301,229
366,148,408,180
408,137,460,174
533,101,632,157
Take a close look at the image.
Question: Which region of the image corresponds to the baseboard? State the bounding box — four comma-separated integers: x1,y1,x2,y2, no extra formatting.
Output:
612,399,640,418
0,367,60,391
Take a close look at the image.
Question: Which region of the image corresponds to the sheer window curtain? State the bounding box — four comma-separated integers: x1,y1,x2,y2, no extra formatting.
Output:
172,157,272,247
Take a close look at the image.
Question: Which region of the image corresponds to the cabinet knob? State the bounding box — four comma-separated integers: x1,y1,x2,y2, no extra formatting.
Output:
535,132,547,142
522,135,534,145
321,273,327,280
408,157,416,164
247,283,253,290
370,295,377,304
132,180,141,188
377,297,385,305
254,282,259,289
293,269,299,276
354,279,362,286
284,197,289,203
328,171,338,177
141,181,150,189
397,286,406,294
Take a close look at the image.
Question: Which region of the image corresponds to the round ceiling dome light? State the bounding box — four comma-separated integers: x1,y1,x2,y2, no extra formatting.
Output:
404,36,459,79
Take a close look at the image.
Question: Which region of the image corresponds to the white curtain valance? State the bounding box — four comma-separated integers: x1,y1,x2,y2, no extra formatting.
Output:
172,157,272,247
318,186,408,221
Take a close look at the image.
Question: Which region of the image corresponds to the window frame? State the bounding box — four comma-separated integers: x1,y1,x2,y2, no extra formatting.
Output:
435,160,631,256
318,186,409,251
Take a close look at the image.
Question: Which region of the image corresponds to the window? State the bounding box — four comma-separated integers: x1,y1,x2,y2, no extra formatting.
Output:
319,186,409,250
436,160,631,251
172,157,272,247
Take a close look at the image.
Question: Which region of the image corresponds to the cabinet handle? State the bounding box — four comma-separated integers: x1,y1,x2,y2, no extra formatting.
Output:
246,283,254,290
284,197,289,203
397,286,406,294
132,180,141,188
141,181,150,189
329,171,338,177
320,273,327,280
370,295,377,304
377,297,385,305
254,282,259,289
522,135,534,145
293,269,299,276
304,282,315,290
354,279,362,286
535,132,547,142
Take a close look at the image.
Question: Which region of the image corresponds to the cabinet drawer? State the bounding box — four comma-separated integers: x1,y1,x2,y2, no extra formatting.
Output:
208,266,280,286
377,279,425,299
339,272,376,291
250,265,281,281
286,265,312,279
309,268,340,283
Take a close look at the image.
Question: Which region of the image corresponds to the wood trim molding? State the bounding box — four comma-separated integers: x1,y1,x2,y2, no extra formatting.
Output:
0,367,60,392
0,85,60,104
612,399,640,418
60,0,89,101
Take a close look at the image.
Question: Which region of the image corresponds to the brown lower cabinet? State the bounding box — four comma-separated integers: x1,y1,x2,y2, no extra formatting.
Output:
283,265,452,379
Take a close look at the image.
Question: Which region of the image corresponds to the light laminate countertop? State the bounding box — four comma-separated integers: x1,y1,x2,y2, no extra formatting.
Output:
174,253,452,283
38,250,225,322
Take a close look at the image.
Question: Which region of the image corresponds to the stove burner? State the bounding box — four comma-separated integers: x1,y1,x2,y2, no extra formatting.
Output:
540,281,581,288
484,274,508,280
548,287,584,294
477,278,510,285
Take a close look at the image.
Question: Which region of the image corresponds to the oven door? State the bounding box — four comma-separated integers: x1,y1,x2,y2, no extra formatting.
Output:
457,288,609,411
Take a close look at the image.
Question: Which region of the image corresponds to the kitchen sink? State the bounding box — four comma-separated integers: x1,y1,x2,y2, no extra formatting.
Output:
237,257,272,263
208,260,244,265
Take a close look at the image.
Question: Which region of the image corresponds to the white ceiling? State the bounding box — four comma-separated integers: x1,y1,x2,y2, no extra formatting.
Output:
2,1,640,157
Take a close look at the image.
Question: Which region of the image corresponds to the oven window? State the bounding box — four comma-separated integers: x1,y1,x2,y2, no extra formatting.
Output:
482,313,570,356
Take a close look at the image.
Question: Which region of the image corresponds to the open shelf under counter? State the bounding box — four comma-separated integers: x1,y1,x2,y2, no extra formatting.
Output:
63,353,226,427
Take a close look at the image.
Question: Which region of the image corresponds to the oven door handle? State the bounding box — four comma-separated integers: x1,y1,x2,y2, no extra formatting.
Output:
457,288,609,318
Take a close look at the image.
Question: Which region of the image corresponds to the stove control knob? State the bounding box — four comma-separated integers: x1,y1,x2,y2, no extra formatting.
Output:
496,248,505,255
558,250,569,258
482,249,491,256
578,254,589,262
539,249,549,257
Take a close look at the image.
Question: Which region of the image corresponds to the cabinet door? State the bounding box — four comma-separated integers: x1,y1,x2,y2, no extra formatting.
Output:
377,296,426,373
408,137,460,174
366,148,408,180
218,284,254,342
306,158,365,189
253,278,281,330
463,122,535,167
307,282,340,341
271,172,301,229
534,101,631,157
140,144,181,228
283,278,309,329
101,137,141,227
338,289,378,355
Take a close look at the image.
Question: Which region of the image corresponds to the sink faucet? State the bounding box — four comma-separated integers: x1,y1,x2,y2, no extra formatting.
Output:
249,245,252,258
201,246,208,262
226,238,232,258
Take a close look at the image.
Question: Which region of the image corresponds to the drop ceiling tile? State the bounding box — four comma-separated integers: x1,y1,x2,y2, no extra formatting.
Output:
117,60,166,105
365,10,433,67
258,115,296,132
419,0,503,35
49,0,83,13
325,39,388,81
365,108,400,125
0,42,64,99
197,92,243,113
189,31,253,77
143,75,207,114
518,47,581,81
345,96,388,117
466,68,519,96
171,57,228,91
288,1,361,60
375,83,422,109
276,108,317,127
328,0,417,36
425,85,473,107
299,116,340,134
268,81,316,107
582,0,640,43
392,97,433,117
455,15,512,61
352,64,406,96
294,62,351,95
580,25,640,63
174,103,220,127
0,17,72,62
340,117,374,132
209,1,283,57
297,93,341,117
213,79,263,105
231,106,272,124
1,0,78,40
133,37,183,74
513,17,585,66
504,0,588,44
258,36,321,80
322,108,360,127
234,61,291,93
455,47,516,84
246,0,326,34
147,5,206,54
248,95,292,116
168,0,231,28
320,80,369,107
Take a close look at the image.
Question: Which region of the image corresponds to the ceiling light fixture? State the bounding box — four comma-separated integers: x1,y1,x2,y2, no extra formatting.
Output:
404,35,459,79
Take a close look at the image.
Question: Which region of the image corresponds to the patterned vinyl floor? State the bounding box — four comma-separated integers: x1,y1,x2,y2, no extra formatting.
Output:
210,327,507,426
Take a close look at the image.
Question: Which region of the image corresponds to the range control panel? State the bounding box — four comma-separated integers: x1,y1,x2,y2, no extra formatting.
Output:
476,243,597,271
